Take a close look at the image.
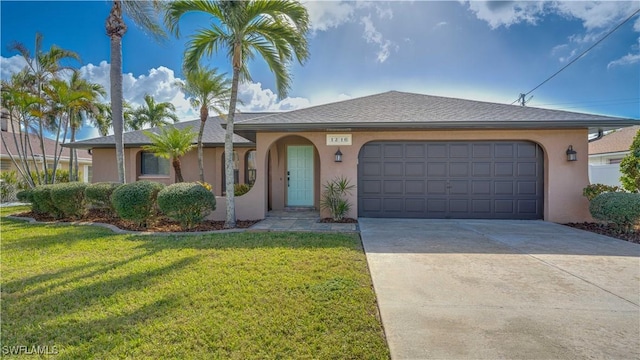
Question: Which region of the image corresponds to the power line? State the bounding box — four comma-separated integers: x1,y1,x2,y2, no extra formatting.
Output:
512,7,640,106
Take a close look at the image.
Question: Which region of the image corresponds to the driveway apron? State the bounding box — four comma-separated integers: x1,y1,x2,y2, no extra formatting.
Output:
359,218,640,360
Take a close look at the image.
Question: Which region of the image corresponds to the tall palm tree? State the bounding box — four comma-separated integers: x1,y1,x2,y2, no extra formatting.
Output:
142,126,196,183
43,78,92,184
130,94,179,130
67,71,106,181
9,33,80,183
165,0,310,228
176,64,231,182
106,1,165,183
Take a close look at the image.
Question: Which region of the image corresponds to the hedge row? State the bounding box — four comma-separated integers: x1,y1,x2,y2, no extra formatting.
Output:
589,192,640,233
17,181,216,230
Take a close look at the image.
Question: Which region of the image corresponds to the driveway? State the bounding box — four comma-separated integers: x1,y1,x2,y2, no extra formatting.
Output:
359,219,640,360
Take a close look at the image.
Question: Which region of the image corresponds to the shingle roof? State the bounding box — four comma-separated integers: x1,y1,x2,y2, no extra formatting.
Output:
234,91,637,133
66,113,274,149
2,131,91,161
589,125,640,155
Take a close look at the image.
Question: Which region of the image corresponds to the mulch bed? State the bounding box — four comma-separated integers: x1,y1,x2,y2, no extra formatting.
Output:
15,208,260,233
564,222,640,244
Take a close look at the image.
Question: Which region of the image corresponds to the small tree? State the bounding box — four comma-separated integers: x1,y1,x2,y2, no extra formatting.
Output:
320,176,355,221
620,128,640,193
142,126,196,183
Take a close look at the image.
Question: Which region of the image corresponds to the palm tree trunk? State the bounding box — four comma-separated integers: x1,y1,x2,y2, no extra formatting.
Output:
224,50,241,229
173,158,184,183
197,105,208,183
69,127,75,181
107,0,127,184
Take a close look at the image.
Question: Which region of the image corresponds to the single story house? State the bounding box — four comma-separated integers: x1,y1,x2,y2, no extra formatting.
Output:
68,91,638,223
1,111,92,182
588,125,639,187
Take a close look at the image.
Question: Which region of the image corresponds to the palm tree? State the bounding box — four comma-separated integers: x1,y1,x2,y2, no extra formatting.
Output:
67,71,106,181
130,94,179,130
9,33,80,183
106,1,165,184
175,64,231,182
92,101,135,136
142,126,196,183
165,0,310,228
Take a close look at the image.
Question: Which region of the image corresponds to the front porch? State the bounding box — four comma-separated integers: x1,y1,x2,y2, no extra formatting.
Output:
249,208,358,232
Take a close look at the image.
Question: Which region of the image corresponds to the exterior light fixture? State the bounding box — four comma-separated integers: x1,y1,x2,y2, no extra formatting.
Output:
566,145,577,162
335,148,343,162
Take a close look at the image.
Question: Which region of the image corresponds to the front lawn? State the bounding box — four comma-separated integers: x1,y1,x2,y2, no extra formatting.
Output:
1,208,389,359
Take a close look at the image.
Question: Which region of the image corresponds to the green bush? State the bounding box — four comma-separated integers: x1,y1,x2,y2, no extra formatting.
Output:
85,182,121,211
30,184,63,218
157,182,216,230
111,181,165,227
320,176,355,221
583,183,623,201
50,182,88,219
589,192,640,233
16,188,33,203
234,183,251,196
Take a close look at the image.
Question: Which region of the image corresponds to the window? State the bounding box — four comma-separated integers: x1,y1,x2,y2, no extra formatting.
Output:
141,152,169,175
245,150,256,185
0,160,11,171
609,158,623,165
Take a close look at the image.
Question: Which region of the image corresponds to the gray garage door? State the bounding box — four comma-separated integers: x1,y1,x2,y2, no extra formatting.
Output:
358,141,544,219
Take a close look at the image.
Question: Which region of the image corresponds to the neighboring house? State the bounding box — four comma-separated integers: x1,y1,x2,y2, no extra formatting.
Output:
588,125,639,187
69,91,638,223
1,110,92,182
67,112,274,192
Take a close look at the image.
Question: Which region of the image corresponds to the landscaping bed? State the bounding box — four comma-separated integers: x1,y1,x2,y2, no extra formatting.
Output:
564,222,640,244
15,208,260,232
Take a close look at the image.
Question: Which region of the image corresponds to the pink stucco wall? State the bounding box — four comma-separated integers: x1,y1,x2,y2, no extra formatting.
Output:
90,128,592,223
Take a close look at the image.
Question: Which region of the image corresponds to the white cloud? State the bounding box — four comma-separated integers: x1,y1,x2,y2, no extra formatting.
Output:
237,82,311,112
462,1,635,30
361,15,397,63
434,21,448,29
304,1,355,31
0,55,28,80
608,53,640,69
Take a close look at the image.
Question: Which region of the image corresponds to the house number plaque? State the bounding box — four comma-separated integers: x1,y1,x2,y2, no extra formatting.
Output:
326,134,352,146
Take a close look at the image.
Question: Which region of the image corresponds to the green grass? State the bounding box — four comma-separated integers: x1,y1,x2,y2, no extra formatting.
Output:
1,207,389,359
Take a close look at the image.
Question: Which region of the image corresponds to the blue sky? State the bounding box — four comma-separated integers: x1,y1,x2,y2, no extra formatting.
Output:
1,1,639,141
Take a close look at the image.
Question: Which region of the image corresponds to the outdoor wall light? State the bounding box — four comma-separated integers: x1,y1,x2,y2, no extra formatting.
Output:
566,145,577,161
334,148,343,162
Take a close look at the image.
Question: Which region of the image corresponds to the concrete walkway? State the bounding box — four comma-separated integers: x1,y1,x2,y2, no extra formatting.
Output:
359,218,640,360
249,209,358,232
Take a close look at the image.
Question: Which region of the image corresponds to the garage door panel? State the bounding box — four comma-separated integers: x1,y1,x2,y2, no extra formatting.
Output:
405,162,425,176
359,141,543,219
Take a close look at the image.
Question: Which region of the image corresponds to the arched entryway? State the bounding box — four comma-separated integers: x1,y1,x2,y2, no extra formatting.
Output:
266,135,320,210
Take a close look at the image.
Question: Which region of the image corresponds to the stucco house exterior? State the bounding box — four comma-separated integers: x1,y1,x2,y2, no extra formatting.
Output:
68,91,637,223
588,125,639,187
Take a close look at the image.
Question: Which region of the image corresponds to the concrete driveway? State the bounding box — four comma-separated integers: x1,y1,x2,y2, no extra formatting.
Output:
359,219,640,360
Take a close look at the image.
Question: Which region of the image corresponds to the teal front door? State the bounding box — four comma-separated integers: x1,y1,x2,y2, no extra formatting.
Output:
287,145,314,206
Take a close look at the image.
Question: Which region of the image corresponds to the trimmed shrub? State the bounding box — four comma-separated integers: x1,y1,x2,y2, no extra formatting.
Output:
583,183,623,201
157,182,216,230
0,170,19,202
50,182,88,219
85,182,121,211
31,184,62,218
589,192,640,233
234,183,251,196
16,188,33,203
111,181,164,227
